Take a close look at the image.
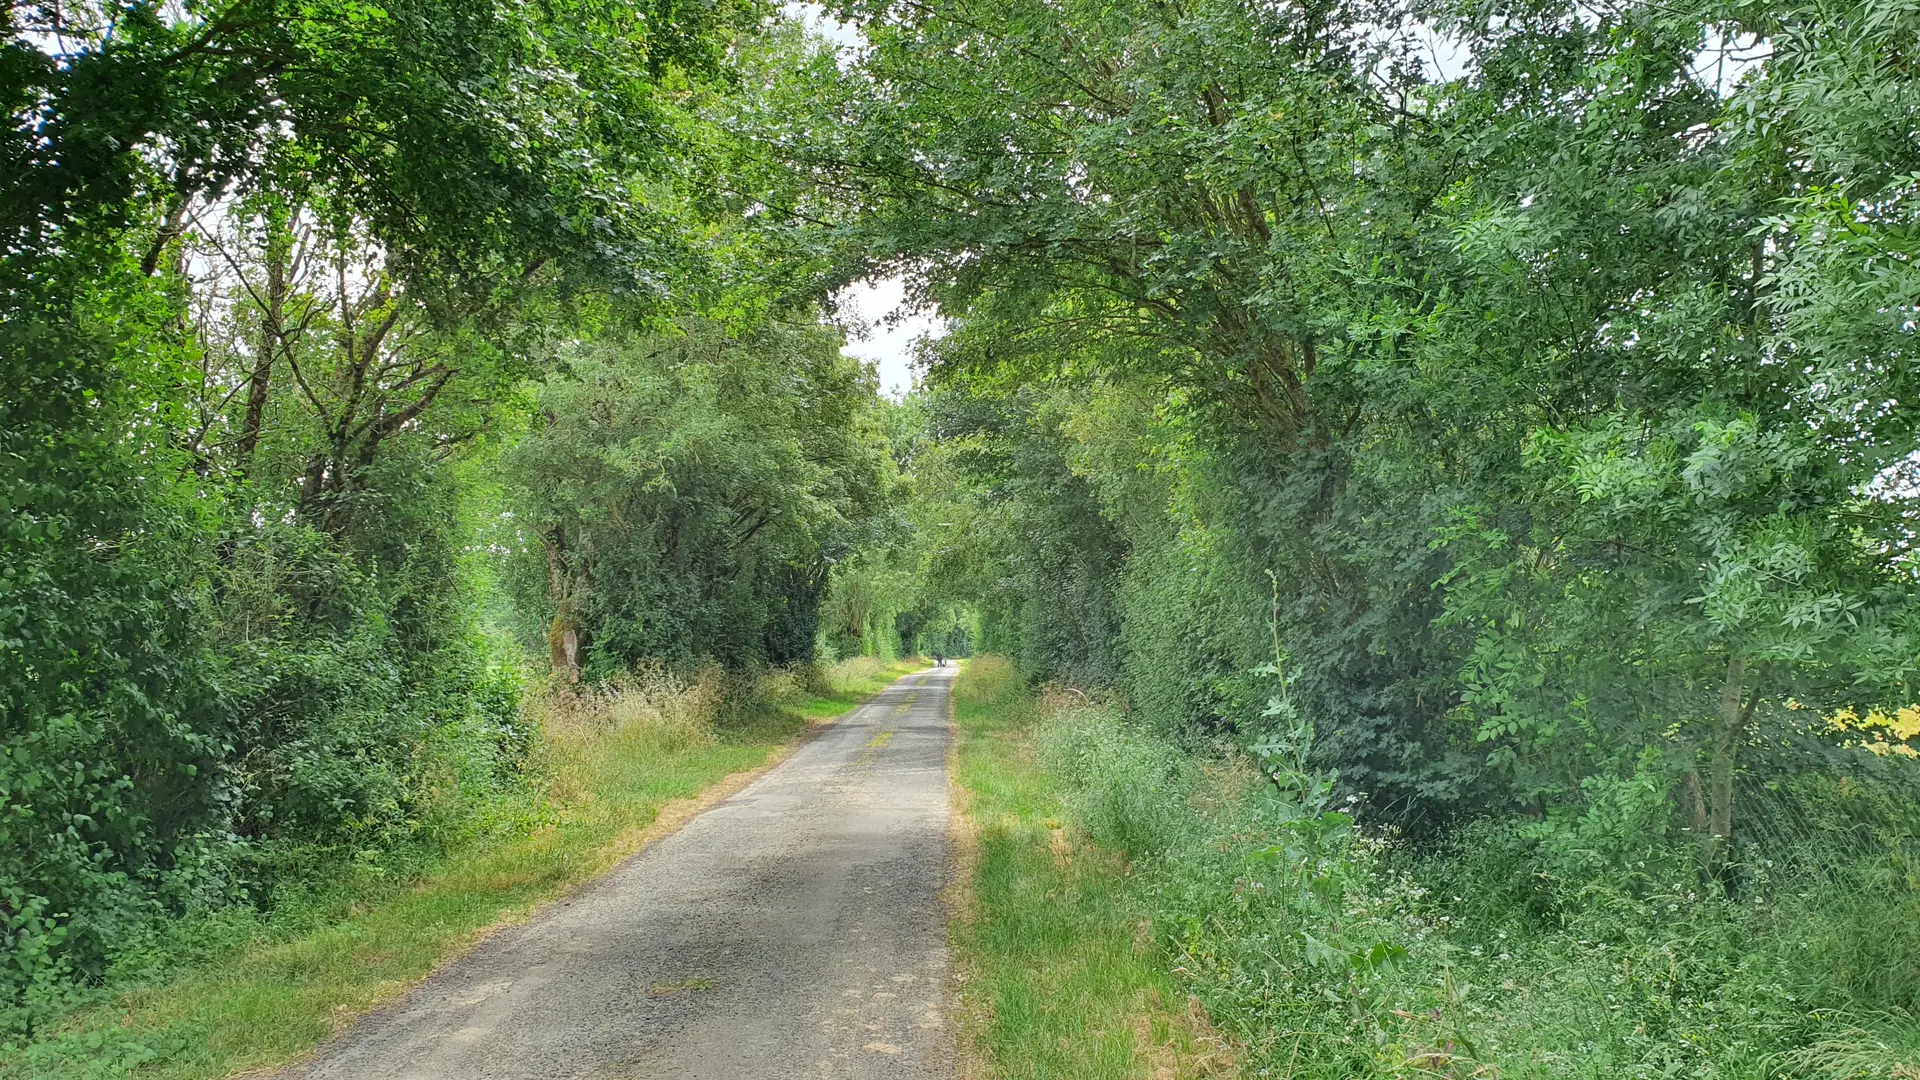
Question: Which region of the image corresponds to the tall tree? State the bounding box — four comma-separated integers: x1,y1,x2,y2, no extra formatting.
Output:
505,316,893,676
760,0,1920,842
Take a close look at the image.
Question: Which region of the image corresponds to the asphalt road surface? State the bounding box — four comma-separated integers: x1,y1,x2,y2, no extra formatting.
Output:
281,666,957,1080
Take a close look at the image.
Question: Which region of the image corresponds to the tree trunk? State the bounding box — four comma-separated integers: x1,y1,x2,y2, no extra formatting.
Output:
1692,653,1754,874
543,527,584,681
236,211,289,476
141,194,191,277
1682,767,1708,843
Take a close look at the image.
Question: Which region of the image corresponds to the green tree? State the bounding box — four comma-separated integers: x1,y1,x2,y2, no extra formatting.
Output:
763,0,1920,848
504,316,893,676
2,0,759,1004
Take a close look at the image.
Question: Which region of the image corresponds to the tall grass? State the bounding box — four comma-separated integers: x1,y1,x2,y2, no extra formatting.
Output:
952,654,1022,710
824,654,904,694
531,664,725,798
1034,693,1198,859
999,676,1920,1080
950,659,1239,1079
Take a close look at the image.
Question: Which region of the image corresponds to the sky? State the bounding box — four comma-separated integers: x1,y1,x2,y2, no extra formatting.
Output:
787,2,861,49
837,276,945,399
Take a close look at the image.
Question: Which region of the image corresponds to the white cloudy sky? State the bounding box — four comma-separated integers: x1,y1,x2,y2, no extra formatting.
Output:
837,276,944,398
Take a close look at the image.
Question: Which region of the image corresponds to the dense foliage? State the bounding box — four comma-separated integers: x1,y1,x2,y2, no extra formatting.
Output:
778,0,1920,838
6,0,1919,1071
0,0,879,1025
1009,683,1920,1078
505,317,893,675
767,0,1920,1070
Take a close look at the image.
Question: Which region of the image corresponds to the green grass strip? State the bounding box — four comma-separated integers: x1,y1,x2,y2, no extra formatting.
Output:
949,661,1237,1080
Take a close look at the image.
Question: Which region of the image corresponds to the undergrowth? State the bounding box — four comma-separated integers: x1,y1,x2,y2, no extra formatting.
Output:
978,656,1920,1080
951,657,1239,1079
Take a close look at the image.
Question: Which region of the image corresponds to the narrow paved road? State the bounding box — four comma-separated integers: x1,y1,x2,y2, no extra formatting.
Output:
283,667,956,1080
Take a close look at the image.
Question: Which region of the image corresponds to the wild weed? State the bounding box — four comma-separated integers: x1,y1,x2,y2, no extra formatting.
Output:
1026,692,1920,1078
528,665,724,805
826,655,892,694
1035,699,1199,859
952,654,1022,709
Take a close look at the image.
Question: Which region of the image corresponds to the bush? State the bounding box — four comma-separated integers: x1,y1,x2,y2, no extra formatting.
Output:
1018,689,1920,1078
952,654,1022,710
749,665,812,712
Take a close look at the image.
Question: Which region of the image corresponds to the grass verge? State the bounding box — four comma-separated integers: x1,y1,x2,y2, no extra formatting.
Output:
1,657,924,1080
795,656,926,721
948,657,1238,1080
975,665,1920,1079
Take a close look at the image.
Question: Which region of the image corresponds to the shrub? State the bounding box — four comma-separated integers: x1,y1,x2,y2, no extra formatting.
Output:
1013,679,1920,1078
952,654,1022,710
750,665,812,712
1034,699,1198,859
